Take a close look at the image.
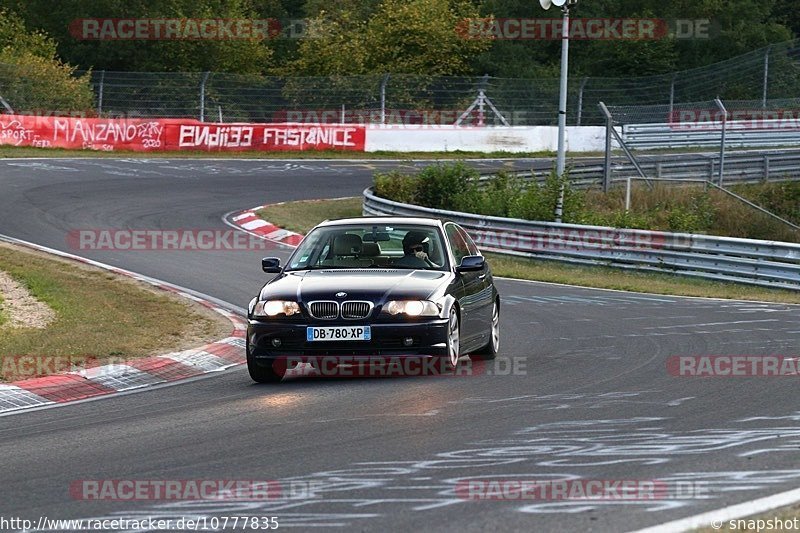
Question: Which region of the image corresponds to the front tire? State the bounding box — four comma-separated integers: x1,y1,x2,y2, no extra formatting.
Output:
440,308,460,373
471,300,499,360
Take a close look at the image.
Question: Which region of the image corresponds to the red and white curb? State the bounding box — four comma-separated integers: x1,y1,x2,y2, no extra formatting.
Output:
0,235,247,416
228,204,304,247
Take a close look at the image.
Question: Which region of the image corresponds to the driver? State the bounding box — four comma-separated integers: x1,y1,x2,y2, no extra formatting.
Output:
393,231,439,269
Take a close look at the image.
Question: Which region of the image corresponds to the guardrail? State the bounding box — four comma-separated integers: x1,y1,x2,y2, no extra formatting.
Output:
622,122,800,150
514,149,800,188
363,188,800,291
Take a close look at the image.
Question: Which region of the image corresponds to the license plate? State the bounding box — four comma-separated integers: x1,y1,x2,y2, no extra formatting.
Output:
307,326,371,342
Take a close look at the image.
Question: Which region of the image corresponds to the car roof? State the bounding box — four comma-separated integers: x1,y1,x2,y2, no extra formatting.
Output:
317,216,445,228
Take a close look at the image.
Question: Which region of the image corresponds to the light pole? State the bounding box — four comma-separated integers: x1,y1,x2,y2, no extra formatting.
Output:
540,0,575,222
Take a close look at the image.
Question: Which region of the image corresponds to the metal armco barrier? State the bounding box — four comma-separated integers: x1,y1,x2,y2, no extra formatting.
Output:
363,188,800,291
622,122,800,150
514,149,800,187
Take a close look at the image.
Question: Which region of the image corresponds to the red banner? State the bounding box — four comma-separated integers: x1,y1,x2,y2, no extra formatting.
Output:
0,115,366,152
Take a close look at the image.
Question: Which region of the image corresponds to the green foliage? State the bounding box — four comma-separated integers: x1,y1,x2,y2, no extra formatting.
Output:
731,181,800,224
1,0,273,72
374,161,481,209
0,9,93,112
374,170,420,204
0,7,54,58
477,0,793,78
374,166,800,242
375,163,581,223
285,0,490,76
0,0,797,93
415,161,480,208
508,180,551,221
476,171,521,217
0,51,94,112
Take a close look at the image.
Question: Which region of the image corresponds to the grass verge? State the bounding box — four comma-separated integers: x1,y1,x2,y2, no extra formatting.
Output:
255,197,800,304
256,197,363,234
0,242,231,381
486,254,800,304
0,146,554,160
0,293,5,327
375,162,800,242
1,144,796,160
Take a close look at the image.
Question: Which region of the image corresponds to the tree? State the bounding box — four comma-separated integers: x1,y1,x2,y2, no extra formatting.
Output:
0,0,274,72
0,51,94,113
285,0,491,76
0,9,93,112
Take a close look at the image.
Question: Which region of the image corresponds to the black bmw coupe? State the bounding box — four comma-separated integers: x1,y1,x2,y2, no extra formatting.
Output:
246,217,500,382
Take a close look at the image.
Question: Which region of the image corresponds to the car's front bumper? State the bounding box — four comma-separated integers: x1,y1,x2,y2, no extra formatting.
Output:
247,318,449,360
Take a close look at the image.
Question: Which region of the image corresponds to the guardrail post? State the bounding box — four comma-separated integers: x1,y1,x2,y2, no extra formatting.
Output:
763,155,770,182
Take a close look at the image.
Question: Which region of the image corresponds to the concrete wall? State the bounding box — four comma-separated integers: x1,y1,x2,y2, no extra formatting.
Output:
364,125,615,153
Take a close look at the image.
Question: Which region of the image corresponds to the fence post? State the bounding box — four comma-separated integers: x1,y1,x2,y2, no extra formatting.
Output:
97,70,105,115
0,95,13,113
380,73,390,125
762,46,771,109
625,176,632,212
714,97,727,186
576,77,588,126
603,108,612,192
199,71,210,122
668,74,675,119
598,101,652,189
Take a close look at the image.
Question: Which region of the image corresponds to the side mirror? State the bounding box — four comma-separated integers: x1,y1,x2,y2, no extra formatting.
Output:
262,257,282,273
456,255,485,272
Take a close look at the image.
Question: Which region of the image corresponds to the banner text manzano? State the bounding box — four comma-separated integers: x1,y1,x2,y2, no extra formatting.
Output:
0,115,366,152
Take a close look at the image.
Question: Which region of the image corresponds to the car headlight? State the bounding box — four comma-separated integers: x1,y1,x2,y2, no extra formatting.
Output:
253,300,301,318
383,300,440,317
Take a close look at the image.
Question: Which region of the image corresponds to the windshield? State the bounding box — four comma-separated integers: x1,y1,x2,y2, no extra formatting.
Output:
285,223,449,272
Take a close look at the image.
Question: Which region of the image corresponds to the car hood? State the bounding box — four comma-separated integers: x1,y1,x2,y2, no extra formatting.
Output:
259,269,453,304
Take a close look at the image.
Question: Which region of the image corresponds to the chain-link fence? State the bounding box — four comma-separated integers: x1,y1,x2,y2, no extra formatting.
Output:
1,39,799,125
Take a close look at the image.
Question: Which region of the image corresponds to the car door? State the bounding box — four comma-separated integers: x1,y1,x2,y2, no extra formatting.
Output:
445,223,483,348
457,225,495,335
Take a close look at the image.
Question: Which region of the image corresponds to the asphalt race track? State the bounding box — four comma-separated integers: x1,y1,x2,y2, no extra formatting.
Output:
1,158,799,532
